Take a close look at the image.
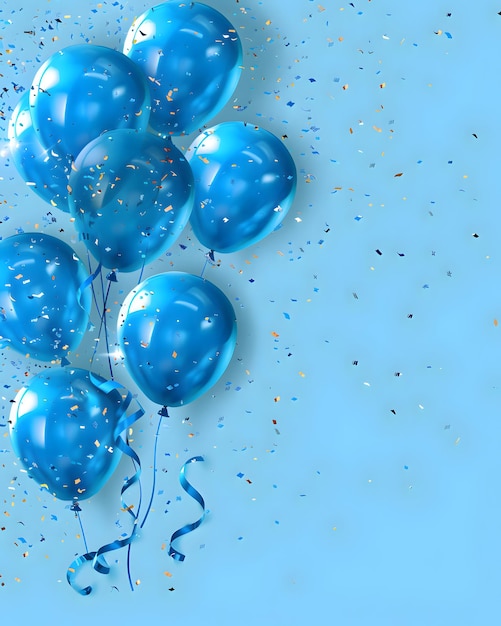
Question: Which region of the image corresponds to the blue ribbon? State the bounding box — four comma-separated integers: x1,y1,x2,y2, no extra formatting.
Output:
169,456,206,562
66,376,144,595
77,261,102,311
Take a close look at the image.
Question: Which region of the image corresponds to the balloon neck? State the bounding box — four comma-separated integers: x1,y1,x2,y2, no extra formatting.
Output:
158,406,170,418
70,501,82,513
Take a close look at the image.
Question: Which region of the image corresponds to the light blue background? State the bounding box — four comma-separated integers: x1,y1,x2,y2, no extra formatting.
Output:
1,1,500,624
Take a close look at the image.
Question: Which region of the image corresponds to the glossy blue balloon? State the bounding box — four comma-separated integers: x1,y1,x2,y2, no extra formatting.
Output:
123,2,242,136
117,272,236,406
0,233,91,361
29,44,151,160
187,122,297,253
8,92,71,211
9,368,126,501
68,129,194,272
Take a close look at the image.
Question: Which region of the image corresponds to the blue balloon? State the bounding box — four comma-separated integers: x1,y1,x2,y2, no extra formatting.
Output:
123,2,242,136
186,122,297,253
117,272,236,406
8,92,71,211
0,233,91,361
9,368,127,501
29,44,150,160
68,129,194,272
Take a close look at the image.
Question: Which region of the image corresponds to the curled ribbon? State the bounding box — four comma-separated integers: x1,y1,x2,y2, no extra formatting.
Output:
169,456,206,562
66,376,144,595
77,261,102,312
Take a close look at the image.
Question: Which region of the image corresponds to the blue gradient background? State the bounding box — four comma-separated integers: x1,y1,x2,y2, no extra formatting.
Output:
1,1,500,624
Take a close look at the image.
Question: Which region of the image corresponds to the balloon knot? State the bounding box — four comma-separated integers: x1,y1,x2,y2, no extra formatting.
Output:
158,406,170,417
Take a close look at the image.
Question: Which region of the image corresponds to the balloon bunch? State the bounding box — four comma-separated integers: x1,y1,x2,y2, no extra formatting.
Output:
5,1,297,594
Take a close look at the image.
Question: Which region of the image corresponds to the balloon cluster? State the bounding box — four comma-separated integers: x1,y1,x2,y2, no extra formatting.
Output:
5,1,297,593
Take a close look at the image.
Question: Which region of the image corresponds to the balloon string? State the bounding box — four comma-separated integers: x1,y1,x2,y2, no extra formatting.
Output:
169,456,206,562
137,256,146,286
98,268,114,380
76,510,89,554
200,249,216,278
88,270,114,378
201,258,208,278
85,251,101,313
126,434,143,586
140,408,166,530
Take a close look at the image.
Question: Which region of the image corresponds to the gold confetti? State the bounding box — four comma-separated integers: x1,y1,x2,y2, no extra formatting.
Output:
172,350,178,358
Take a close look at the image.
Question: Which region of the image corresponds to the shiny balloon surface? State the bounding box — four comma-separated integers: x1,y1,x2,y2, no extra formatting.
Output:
9,368,126,501
123,2,242,136
117,271,237,406
187,122,297,253
8,92,71,211
0,233,91,360
68,129,194,271
29,44,150,159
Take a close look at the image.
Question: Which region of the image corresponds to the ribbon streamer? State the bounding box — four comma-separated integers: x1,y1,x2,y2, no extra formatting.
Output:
77,260,102,311
169,456,206,562
66,377,144,595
